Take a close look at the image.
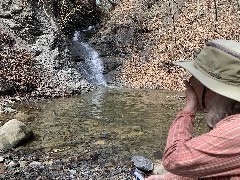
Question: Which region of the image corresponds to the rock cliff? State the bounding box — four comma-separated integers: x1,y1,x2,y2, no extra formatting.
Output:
1,0,240,96
0,0,101,97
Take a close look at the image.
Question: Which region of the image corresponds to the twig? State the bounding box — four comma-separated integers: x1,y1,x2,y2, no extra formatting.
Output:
213,0,218,32
170,0,176,60
214,0,218,21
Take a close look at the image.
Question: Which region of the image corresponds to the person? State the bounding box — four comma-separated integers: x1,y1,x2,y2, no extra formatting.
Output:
146,39,240,180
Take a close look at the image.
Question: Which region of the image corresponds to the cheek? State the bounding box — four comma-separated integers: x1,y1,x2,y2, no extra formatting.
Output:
190,80,204,108
191,84,204,109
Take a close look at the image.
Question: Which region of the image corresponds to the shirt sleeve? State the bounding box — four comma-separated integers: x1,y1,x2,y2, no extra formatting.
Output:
160,172,197,180
162,112,240,178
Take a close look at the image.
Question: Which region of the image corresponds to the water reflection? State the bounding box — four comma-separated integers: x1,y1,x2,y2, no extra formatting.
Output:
16,88,206,161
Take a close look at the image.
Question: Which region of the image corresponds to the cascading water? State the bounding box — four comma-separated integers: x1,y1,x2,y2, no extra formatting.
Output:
72,31,107,86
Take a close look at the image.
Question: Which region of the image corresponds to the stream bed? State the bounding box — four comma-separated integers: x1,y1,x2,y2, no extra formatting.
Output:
0,87,207,179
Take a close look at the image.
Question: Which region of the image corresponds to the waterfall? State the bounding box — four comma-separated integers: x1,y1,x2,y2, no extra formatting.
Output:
72,31,107,86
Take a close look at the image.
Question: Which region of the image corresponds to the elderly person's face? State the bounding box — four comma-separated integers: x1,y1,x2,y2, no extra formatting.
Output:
189,76,215,111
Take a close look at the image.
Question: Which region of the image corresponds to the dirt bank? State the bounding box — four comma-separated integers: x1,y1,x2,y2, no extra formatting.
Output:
90,0,240,90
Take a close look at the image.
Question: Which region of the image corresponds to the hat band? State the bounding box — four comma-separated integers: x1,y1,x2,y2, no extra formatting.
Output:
193,46,240,86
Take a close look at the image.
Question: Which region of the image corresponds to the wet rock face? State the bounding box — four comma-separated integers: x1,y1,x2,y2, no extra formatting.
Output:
0,29,40,96
0,119,33,150
0,0,94,97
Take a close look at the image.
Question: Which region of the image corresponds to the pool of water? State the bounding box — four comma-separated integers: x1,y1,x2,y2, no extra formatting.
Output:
5,87,207,162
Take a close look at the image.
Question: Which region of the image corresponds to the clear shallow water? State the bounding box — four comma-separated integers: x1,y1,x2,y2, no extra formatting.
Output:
11,87,206,162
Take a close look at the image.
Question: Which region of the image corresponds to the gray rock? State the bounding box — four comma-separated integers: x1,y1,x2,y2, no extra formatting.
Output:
28,161,41,166
1,0,93,97
69,169,77,174
131,156,154,172
19,161,27,168
43,160,53,166
2,107,16,113
0,119,33,150
7,161,19,168
50,164,62,171
96,0,120,12
0,11,11,18
0,156,4,162
153,162,167,175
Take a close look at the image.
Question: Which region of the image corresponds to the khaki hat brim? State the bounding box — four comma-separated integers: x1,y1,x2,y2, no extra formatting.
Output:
174,60,240,102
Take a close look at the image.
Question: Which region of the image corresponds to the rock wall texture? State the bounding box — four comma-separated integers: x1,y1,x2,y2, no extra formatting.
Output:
0,0,100,97
0,29,40,95
1,0,240,96
91,0,240,91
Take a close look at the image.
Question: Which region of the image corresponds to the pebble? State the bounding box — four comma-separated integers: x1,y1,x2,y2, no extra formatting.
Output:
0,149,133,179
43,160,53,166
7,160,19,168
20,161,27,168
50,164,62,171
69,169,77,174
28,161,41,166
3,107,16,113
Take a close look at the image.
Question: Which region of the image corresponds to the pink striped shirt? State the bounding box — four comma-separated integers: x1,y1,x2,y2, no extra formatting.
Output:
161,111,240,179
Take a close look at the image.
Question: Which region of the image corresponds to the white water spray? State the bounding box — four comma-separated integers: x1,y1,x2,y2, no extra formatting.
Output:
72,31,107,86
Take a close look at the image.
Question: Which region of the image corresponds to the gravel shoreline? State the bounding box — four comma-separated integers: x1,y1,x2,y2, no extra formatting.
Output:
0,148,133,179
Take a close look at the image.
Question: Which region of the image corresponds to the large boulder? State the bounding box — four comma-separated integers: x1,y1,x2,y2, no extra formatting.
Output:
0,119,33,150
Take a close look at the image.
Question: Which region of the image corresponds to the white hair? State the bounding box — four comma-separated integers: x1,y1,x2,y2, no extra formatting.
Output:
205,94,240,128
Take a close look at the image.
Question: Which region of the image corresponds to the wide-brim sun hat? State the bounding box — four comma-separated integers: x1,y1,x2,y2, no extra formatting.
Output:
174,39,240,102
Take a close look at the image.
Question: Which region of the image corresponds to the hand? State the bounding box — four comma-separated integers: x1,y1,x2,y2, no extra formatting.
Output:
182,80,199,114
145,175,164,180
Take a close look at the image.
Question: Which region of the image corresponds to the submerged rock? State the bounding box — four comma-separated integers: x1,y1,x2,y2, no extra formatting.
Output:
0,119,33,150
